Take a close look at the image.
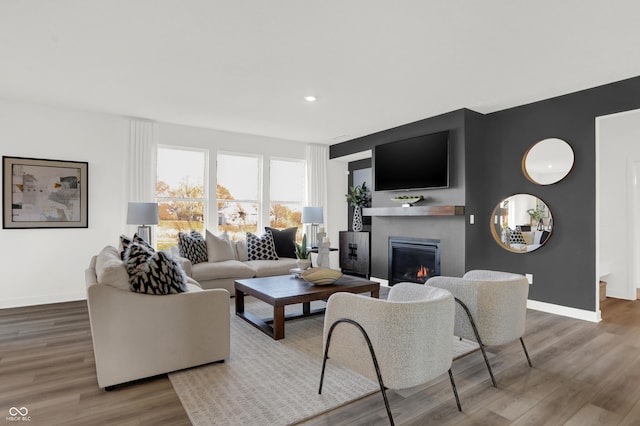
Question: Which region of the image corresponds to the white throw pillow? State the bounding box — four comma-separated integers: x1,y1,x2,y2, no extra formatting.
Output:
235,239,249,262
95,245,130,291
206,230,236,262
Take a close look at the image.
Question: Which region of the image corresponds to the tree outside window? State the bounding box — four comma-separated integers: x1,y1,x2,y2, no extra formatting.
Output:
270,158,305,242
156,147,207,250
217,153,260,240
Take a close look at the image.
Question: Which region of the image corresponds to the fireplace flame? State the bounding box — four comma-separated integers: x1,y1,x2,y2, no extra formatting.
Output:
416,265,428,282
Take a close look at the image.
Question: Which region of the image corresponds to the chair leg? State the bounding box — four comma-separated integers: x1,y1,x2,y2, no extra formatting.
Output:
520,337,533,367
319,318,395,426
454,298,497,387
448,369,462,411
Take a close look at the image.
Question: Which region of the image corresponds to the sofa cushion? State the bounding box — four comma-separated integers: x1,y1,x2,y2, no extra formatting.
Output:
246,231,279,261
95,245,130,291
178,230,208,264
185,276,203,292
191,260,256,281
206,230,236,262
246,258,299,277
124,243,187,294
265,226,297,259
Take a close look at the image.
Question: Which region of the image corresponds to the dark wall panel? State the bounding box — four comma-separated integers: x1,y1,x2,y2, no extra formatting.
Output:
466,76,640,312
332,76,640,313
332,109,469,279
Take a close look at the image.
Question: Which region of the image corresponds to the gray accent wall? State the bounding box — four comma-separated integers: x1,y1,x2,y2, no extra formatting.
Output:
467,76,640,312
332,109,479,279
331,75,640,313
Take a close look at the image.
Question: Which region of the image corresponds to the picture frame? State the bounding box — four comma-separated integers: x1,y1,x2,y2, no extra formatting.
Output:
2,156,88,229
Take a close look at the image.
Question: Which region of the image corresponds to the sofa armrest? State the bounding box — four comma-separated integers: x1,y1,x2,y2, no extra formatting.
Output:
86,281,229,388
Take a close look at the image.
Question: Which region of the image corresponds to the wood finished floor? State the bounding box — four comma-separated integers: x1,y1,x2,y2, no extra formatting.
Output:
0,297,639,425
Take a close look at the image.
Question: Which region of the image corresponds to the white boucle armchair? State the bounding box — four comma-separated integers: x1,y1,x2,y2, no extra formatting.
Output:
319,283,460,425
427,269,531,387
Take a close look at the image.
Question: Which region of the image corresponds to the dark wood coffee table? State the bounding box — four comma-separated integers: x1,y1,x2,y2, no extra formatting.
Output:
235,274,379,340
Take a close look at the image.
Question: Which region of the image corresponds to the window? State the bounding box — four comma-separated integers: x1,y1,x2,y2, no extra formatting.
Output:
217,153,260,240
270,158,305,241
156,147,207,250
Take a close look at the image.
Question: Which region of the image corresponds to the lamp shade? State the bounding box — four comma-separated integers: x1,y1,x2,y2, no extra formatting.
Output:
301,206,323,224
127,202,159,225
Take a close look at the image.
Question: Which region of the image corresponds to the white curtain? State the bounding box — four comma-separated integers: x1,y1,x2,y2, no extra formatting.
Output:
126,118,158,234
305,144,328,231
127,118,158,201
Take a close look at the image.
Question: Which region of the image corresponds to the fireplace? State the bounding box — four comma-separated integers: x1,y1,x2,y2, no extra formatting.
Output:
388,237,441,286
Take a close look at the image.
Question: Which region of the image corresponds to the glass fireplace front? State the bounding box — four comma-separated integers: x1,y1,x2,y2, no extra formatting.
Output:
388,237,441,286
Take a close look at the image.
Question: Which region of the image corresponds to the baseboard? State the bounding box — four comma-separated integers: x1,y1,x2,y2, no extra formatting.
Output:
0,292,86,310
527,299,600,323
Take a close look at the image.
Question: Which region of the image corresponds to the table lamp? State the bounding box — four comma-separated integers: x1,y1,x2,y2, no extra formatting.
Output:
301,206,323,248
127,202,159,245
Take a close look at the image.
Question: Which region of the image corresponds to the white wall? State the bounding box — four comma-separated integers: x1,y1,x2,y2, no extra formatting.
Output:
597,108,640,300
0,99,346,308
0,99,125,308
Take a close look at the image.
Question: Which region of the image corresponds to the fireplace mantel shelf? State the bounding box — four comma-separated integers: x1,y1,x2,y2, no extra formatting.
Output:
362,205,465,217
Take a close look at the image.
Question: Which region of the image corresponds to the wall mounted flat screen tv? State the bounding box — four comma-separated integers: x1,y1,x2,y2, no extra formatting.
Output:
374,130,450,191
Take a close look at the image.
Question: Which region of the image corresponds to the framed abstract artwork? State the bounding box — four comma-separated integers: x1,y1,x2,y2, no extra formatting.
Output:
2,156,88,229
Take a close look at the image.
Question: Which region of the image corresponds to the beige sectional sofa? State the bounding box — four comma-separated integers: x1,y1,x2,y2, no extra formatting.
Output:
170,230,299,294
85,246,230,389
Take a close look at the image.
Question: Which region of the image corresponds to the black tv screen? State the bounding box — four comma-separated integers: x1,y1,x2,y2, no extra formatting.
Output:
374,131,450,191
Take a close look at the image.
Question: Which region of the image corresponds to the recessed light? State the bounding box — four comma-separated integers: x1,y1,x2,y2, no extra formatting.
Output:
305,95,317,102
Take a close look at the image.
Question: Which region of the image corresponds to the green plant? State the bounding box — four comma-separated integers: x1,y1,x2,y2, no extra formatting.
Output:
527,205,546,222
294,234,310,259
345,182,371,207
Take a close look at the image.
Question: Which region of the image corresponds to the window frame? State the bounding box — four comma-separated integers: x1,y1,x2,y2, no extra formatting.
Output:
155,145,209,246
216,151,263,238
269,156,306,233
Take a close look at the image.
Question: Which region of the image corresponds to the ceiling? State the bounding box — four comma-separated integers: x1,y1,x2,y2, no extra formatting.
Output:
2,1,640,145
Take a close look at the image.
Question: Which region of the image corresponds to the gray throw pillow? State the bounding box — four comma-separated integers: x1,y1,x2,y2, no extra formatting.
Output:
205,230,236,262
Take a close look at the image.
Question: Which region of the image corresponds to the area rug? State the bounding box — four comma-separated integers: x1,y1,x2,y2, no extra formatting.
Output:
169,296,479,426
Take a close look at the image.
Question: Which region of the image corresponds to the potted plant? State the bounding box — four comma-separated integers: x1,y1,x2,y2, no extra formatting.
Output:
527,205,546,230
294,234,311,270
345,182,371,231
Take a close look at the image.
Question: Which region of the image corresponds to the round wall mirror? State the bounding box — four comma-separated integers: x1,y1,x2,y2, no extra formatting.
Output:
490,194,553,253
522,138,574,185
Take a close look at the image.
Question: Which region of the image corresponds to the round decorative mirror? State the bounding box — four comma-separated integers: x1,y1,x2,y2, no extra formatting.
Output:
490,194,553,253
522,138,574,185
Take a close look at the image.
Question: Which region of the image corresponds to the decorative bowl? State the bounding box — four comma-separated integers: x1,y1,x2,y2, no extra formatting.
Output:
391,195,424,205
300,268,343,285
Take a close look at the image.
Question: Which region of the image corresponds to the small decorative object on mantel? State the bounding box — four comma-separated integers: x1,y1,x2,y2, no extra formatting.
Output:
294,234,311,270
391,195,424,207
345,182,371,232
300,267,343,285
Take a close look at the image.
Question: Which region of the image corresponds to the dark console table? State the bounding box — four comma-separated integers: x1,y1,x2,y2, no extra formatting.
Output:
339,231,370,278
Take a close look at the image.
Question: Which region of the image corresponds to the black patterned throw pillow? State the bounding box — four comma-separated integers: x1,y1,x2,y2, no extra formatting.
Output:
509,227,527,245
177,230,208,264
246,230,279,261
119,233,154,259
123,243,187,295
